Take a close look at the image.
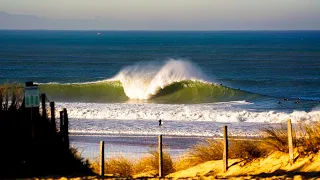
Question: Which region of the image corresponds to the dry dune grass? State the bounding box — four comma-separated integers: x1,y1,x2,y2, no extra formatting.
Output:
296,121,320,155
261,122,320,156
134,150,174,176
189,139,224,161
105,156,133,177
175,138,266,171
229,139,266,160
0,83,23,111
261,124,293,153
88,156,134,177
91,150,174,177
174,139,223,171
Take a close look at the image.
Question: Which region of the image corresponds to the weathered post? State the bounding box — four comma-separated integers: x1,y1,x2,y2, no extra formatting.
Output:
41,93,46,119
158,135,163,178
100,141,105,177
63,108,69,149
288,119,294,165
50,102,56,131
59,111,64,140
223,125,228,172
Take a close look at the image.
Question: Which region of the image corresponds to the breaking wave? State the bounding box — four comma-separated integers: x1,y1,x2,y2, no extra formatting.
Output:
40,60,262,103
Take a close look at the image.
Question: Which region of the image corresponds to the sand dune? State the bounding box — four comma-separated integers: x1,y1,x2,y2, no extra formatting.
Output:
167,151,320,179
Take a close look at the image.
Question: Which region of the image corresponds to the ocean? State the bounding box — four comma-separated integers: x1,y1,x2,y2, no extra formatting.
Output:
1,30,320,158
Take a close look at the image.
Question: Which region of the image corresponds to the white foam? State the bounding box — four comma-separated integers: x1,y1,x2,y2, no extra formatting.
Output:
56,102,320,123
112,59,207,99
67,116,264,137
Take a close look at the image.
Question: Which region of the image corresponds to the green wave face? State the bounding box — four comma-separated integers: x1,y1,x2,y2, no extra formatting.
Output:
150,80,261,104
40,80,262,104
40,81,128,103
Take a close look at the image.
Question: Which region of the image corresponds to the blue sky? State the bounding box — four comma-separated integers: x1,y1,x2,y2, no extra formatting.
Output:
1,0,320,30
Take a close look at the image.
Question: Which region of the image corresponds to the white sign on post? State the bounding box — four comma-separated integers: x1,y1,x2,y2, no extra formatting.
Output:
25,86,40,108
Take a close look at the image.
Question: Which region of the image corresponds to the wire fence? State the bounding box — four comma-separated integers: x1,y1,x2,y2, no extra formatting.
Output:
70,135,177,161
66,121,270,163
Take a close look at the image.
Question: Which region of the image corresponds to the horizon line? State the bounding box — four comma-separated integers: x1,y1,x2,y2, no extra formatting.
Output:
1,29,320,31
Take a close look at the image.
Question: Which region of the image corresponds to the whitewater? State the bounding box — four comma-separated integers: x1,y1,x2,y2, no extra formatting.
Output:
57,102,320,123
111,59,206,99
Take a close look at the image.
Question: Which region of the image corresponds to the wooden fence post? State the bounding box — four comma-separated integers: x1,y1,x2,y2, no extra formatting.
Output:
158,135,163,178
63,108,69,150
59,111,64,139
41,93,46,119
223,125,228,172
288,119,294,165
50,102,56,131
100,141,105,177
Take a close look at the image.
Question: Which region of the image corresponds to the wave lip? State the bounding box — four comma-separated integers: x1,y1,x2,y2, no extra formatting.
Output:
112,59,206,100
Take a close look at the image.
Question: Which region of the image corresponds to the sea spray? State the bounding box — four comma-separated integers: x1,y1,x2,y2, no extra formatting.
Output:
112,59,207,99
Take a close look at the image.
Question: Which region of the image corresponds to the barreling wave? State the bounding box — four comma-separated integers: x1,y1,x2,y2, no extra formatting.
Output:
40,81,262,104
40,60,263,104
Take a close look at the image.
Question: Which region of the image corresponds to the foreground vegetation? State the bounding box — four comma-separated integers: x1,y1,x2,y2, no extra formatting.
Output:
91,150,174,177
0,84,92,178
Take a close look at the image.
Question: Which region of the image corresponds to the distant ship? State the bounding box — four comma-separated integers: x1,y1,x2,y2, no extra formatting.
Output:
97,32,101,35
